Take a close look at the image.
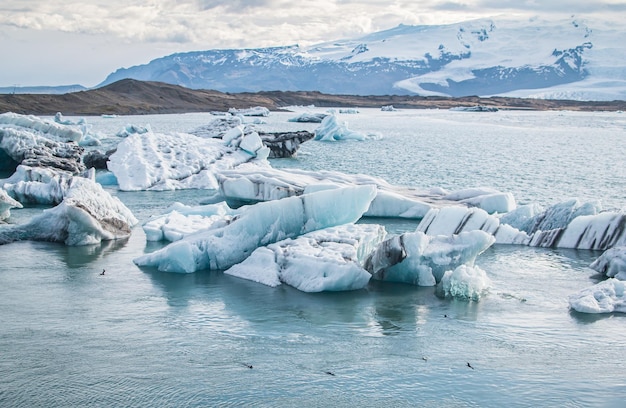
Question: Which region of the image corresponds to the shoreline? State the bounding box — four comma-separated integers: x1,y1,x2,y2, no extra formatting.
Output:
1,78,625,116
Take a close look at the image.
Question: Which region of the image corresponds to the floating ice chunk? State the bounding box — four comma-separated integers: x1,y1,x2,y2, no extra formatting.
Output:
364,190,432,219
526,199,601,234
225,224,386,292
590,247,626,280
0,177,137,245
228,106,270,117
143,202,238,242
2,165,74,205
499,203,544,232
288,112,328,123
0,188,23,221
0,124,85,174
134,185,377,273
568,278,626,314
116,124,150,138
189,116,243,138
0,112,83,143
217,166,437,218
54,112,85,126
107,129,270,191
416,206,530,245
364,230,495,286
530,211,626,250
314,115,367,141
444,188,516,214
438,265,492,301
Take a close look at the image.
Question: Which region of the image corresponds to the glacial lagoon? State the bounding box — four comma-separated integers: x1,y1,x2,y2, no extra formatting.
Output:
1,108,625,406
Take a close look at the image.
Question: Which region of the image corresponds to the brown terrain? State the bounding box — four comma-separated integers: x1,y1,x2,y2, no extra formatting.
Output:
1,78,624,116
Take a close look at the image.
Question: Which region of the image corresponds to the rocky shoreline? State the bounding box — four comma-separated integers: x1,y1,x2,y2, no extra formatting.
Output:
1,78,625,116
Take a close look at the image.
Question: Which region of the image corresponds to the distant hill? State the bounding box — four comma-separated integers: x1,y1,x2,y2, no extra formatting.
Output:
97,17,626,101
1,79,624,116
0,85,86,95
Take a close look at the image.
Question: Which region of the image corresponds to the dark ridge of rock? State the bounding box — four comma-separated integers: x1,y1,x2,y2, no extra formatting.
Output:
1,79,624,116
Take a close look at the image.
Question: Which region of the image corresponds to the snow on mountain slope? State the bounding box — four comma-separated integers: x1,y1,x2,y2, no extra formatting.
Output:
98,16,625,101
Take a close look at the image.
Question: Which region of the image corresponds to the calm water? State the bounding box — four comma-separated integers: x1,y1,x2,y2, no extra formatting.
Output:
1,109,625,407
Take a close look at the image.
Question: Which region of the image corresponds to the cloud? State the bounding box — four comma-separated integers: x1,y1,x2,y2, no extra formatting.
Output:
0,0,623,86
1,0,623,48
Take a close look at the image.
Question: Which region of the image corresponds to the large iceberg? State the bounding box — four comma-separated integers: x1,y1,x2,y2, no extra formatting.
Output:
364,230,495,286
568,278,625,314
418,202,626,251
225,223,386,292
133,185,377,273
0,176,138,246
217,166,435,218
107,128,270,191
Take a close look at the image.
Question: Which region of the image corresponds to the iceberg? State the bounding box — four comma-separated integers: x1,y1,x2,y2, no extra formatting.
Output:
54,112,86,126
2,165,74,205
116,124,151,138
314,115,367,141
107,129,270,191
364,230,495,286
438,265,492,301
0,188,23,221
217,166,435,217
189,116,313,158
529,211,626,250
417,206,530,245
0,112,83,143
443,187,516,214
590,247,626,280
133,185,377,273
0,176,138,246
288,112,328,123
142,201,239,242
225,224,386,292
0,119,85,174
568,278,626,314
228,106,270,117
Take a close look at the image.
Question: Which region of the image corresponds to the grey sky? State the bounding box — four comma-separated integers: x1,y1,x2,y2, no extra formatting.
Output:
0,0,622,87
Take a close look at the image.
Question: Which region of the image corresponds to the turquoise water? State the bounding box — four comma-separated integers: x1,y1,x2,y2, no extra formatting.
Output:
1,109,626,407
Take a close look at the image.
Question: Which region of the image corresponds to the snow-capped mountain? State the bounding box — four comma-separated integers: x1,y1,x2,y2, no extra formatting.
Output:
98,17,626,101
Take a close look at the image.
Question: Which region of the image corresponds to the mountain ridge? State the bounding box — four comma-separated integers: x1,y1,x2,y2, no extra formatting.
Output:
96,17,626,101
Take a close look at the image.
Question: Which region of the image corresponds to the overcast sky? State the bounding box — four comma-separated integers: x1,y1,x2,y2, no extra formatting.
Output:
1,0,624,87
